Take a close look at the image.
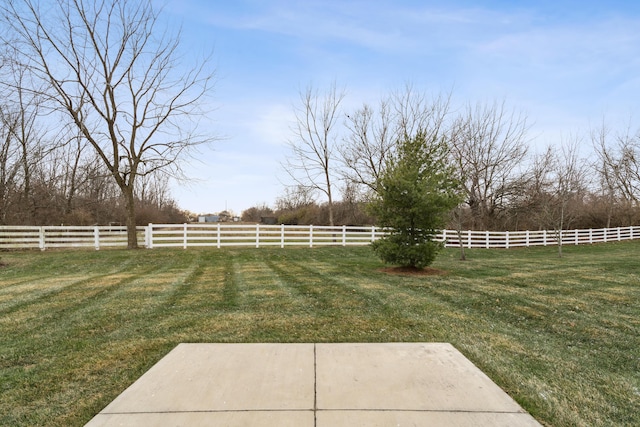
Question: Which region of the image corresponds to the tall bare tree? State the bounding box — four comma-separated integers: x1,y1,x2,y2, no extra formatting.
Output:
546,138,589,257
341,101,394,195
1,0,216,247
592,121,640,225
340,86,452,196
513,146,555,230
0,57,50,224
0,104,21,224
283,83,345,226
450,100,529,230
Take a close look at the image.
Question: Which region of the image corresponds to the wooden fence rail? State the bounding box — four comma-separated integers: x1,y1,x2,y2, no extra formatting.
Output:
0,224,638,251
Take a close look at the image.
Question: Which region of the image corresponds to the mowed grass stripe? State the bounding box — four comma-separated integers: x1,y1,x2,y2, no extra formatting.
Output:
436,246,639,426
2,254,193,368
0,243,639,426
2,250,237,425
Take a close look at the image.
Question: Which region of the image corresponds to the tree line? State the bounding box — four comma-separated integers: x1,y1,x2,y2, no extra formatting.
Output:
273,84,640,231
0,109,187,226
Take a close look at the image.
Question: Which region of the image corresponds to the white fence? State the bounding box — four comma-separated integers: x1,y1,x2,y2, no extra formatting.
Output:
440,227,640,248
0,225,145,250
0,224,639,251
145,224,382,249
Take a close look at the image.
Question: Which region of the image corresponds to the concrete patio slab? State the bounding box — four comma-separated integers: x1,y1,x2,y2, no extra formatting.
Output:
316,343,525,411
92,343,314,414
85,411,313,427
86,343,542,426
316,411,542,427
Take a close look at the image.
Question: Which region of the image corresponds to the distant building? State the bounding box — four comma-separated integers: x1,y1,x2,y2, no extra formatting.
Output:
197,210,240,223
198,214,219,223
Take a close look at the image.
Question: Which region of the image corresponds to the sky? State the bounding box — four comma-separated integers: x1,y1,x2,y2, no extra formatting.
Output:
159,0,640,215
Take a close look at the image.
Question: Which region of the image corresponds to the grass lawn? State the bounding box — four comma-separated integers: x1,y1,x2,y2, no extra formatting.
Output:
0,242,639,426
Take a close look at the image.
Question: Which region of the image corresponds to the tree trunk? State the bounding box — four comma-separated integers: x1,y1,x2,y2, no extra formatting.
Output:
457,229,466,261
558,233,563,258
327,185,334,226
123,188,138,249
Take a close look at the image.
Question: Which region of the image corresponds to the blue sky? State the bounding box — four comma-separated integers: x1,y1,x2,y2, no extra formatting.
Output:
160,0,640,215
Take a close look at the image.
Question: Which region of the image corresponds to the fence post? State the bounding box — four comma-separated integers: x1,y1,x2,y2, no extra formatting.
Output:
442,229,447,247
617,227,621,241
467,230,471,248
38,226,45,251
281,224,285,248
525,230,530,247
505,231,510,249
148,223,154,249
94,226,100,250
543,229,547,246
309,225,314,248
371,226,376,242
342,225,346,246
575,229,579,245
182,223,187,249
217,223,221,248
589,228,593,244
256,224,260,248
485,231,490,249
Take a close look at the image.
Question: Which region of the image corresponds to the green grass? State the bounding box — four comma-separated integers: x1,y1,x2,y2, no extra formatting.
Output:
1,242,639,426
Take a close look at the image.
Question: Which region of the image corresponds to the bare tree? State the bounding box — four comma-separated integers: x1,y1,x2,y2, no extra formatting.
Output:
61,136,87,217
275,184,317,212
340,85,452,196
450,100,529,230
0,58,51,224
283,83,345,226
1,0,216,247
0,104,21,224
547,137,589,257
274,184,320,225
515,137,589,256
592,121,640,225
80,155,122,224
46,131,96,219
514,146,555,230
341,101,394,195
390,84,452,141
592,123,617,227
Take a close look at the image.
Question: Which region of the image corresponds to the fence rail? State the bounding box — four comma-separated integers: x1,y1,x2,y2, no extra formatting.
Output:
145,224,383,249
0,224,638,251
440,227,639,248
0,225,145,250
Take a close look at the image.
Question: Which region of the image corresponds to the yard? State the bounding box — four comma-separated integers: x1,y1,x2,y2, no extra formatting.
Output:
0,242,638,426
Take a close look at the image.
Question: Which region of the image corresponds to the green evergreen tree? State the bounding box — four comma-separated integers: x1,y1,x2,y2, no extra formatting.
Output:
370,131,461,269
